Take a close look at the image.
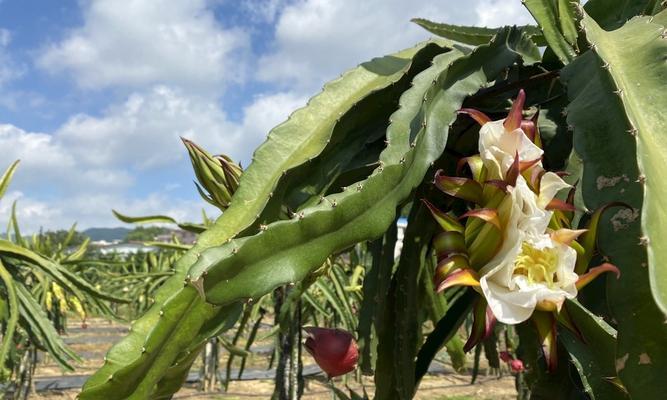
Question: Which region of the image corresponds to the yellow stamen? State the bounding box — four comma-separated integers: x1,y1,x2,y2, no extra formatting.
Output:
513,242,559,288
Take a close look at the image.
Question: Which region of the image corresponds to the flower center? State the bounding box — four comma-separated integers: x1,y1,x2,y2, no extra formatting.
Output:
512,242,559,288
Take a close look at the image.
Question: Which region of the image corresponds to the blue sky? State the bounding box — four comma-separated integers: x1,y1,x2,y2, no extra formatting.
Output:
0,0,532,232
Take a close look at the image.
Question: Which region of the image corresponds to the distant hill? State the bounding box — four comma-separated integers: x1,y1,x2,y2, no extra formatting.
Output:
83,227,131,242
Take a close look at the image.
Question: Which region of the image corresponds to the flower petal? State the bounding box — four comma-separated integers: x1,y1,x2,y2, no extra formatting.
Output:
479,234,578,325
538,172,572,208
436,268,480,293
458,108,491,125
576,263,621,290
545,198,576,212
550,228,587,245
512,177,553,234
504,89,526,131
480,277,536,324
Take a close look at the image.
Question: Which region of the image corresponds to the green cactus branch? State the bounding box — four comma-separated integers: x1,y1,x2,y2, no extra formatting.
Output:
375,196,436,399
560,300,627,400
253,42,448,229
562,9,667,399
411,18,547,46
80,41,455,399
357,224,397,374
580,10,667,316
0,259,18,375
189,29,537,307
523,0,578,64
15,282,80,369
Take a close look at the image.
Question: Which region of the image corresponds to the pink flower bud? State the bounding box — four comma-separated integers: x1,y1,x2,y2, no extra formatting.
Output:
499,351,513,363
304,327,359,378
509,359,525,373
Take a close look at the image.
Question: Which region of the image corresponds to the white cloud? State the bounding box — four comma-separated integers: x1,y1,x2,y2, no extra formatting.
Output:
2,0,537,232
257,0,455,90
0,124,134,191
0,90,46,112
238,91,307,154
0,124,76,186
57,192,213,229
258,0,532,91
0,28,24,87
56,86,240,168
0,191,63,231
240,0,289,23
57,86,306,169
475,0,534,27
0,190,213,232
37,0,250,92
0,29,10,47
0,85,303,231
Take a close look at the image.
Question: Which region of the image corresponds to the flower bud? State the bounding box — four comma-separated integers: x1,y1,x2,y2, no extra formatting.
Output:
303,327,358,378
499,350,524,373
182,138,242,211
509,359,525,373
499,350,513,363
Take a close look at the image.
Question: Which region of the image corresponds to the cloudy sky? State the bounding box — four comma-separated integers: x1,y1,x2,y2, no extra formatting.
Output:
0,0,533,232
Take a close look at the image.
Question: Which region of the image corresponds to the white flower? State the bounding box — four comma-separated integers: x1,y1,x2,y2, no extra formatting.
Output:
478,119,543,180
506,176,552,235
480,230,578,324
479,177,577,324
477,118,571,204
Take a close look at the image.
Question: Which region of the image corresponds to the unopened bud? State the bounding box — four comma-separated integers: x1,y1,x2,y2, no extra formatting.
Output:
303,327,358,378
509,359,525,373
182,138,242,211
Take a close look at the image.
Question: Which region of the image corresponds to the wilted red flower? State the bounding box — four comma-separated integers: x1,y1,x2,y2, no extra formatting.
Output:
303,327,359,378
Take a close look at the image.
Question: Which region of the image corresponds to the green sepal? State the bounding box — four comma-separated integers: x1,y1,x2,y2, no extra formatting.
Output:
457,155,487,184
575,202,630,274
467,222,502,269
433,231,467,260
422,199,464,233
434,170,483,204
463,297,496,352
532,311,558,373
434,254,470,287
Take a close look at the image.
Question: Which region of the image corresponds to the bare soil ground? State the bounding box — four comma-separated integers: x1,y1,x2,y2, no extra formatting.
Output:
28,318,517,399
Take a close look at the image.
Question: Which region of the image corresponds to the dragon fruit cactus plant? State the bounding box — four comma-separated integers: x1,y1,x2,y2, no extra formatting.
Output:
79,1,667,399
